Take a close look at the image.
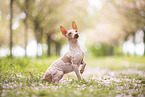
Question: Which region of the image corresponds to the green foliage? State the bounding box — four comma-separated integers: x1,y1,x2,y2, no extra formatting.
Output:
88,44,114,57
0,56,145,97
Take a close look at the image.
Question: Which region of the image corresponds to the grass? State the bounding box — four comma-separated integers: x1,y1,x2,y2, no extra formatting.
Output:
0,56,145,97
85,56,145,70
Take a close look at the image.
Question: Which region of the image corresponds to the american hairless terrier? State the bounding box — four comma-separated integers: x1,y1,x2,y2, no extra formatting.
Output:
42,21,86,84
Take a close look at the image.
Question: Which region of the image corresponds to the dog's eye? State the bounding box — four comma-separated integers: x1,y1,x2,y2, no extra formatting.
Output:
69,32,71,34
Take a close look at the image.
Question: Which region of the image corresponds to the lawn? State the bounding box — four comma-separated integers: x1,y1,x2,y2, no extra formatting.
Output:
0,56,145,97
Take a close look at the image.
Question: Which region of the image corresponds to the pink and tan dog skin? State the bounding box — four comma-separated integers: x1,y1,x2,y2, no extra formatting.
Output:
42,21,86,84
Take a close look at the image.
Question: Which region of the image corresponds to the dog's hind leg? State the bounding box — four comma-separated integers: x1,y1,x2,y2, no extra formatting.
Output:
52,70,64,84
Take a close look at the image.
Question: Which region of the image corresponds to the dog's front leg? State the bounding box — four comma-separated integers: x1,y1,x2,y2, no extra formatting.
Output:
80,60,86,74
72,64,81,80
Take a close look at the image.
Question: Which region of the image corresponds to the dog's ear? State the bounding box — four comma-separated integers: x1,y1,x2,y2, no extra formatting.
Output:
72,21,78,32
60,26,67,35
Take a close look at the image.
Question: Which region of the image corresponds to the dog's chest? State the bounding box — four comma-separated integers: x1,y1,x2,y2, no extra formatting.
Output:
67,49,84,64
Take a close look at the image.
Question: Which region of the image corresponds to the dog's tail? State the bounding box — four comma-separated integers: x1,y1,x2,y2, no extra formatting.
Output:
29,71,46,81
29,71,33,78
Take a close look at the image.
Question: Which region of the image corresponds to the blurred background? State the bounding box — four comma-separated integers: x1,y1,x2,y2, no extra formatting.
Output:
0,0,145,57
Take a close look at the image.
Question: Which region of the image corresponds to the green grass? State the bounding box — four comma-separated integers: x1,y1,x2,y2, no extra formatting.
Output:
85,56,145,70
0,56,145,97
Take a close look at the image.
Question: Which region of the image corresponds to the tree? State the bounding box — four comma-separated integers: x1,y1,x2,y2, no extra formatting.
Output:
24,0,29,57
111,0,145,55
15,0,30,57
10,0,14,57
28,0,49,56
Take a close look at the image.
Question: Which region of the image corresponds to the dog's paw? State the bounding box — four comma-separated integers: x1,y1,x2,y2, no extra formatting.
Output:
80,69,84,74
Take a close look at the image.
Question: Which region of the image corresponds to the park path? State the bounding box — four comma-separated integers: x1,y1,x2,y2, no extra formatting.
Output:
62,66,145,80
83,66,145,78
61,65,145,97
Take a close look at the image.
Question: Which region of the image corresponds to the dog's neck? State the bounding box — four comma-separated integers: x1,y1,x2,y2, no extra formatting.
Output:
68,39,80,51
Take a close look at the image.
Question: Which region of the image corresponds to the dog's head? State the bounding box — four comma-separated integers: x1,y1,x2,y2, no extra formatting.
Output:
60,21,79,40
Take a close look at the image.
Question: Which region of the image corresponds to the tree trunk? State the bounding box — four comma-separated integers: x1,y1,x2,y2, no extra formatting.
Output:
143,28,145,56
34,25,43,57
24,0,29,57
124,32,130,41
36,41,42,57
36,30,42,57
55,41,61,56
132,32,136,44
39,29,43,57
10,0,14,57
132,32,136,56
47,35,51,57
24,19,28,57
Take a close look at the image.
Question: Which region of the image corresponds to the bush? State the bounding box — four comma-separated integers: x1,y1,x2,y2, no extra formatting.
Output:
88,43,114,57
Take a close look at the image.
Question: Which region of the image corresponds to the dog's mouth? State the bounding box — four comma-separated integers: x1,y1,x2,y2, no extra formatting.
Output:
74,34,79,39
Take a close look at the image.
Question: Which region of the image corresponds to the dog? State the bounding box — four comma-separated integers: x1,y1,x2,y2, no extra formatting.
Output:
41,21,86,84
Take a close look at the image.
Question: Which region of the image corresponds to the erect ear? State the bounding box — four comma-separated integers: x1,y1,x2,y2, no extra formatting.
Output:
60,26,67,35
72,21,78,32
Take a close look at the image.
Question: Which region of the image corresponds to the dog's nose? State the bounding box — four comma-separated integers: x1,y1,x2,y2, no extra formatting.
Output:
74,34,79,38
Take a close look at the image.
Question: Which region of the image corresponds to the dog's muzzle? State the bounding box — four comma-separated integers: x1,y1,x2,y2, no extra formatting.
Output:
74,34,79,39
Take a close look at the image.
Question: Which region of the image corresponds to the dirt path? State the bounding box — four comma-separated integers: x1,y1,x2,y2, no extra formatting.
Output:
83,67,145,78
